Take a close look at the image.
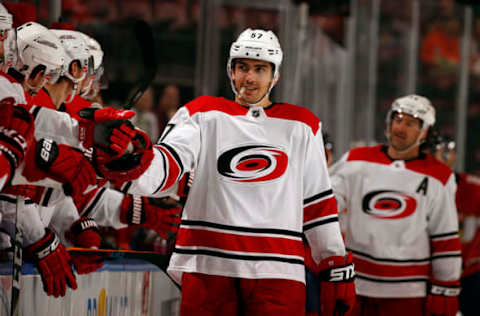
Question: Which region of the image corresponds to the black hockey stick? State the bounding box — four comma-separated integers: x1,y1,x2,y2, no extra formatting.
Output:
123,19,158,110
67,247,180,289
10,197,24,316
90,19,158,152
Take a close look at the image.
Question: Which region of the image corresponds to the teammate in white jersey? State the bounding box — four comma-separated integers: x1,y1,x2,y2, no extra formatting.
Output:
113,28,355,315
330,95,461,316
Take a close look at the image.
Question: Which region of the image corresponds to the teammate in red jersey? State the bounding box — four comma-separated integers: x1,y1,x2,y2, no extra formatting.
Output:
330,95,461,316
429,134,480,316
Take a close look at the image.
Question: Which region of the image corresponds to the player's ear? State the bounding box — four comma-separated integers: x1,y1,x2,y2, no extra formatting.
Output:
272,72,280,87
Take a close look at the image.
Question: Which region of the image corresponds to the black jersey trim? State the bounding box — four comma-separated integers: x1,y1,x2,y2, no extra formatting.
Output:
181,220,303,238
0,195,35,204
31,105,41,119
431,253,462,260
304,189,333,205
41,188,53,207
82,187,106,217
121,181,132,194
430,231,459,239
152,147,168,194
174,247,304,265
157,142,184,181
303,216,338,231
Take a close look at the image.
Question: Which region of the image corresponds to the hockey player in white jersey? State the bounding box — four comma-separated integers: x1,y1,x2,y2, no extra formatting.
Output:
329,95,461,316
112,28,355,315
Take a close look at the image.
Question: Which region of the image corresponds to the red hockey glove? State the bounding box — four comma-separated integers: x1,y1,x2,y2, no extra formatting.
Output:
94,122,137,164
120,195,182,238
77,107,135,149
24,229,78,297
65,217,104,274
0,99,34,182
318,252,356,316
22,139,97,197
96,128,154,184
425,280,460,316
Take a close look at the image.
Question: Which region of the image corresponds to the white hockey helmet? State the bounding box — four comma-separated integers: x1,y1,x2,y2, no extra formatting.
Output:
51,29,94,82
227,28,283,105
387,94,436,130
79,32,103,70
0,4,12,31
385,94,436,152
16,22,65,84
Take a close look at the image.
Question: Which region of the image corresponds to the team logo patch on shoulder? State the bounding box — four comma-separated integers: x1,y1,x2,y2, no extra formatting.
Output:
362,190,417,219
217,145,288,182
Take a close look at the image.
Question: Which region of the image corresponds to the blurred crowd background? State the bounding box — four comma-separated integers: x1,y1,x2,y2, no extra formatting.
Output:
22,0,480,174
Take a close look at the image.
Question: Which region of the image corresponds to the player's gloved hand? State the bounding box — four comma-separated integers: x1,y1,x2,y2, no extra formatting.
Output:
65,217,104,274
318,252,356,316
0,99,34,184
24,229,77,297
425,280,460,316
77,107,135,149
96,128,154,184
120,194,182,238
22,138,97,197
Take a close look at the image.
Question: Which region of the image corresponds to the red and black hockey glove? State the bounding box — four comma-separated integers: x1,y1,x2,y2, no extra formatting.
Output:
65,217,104,274
425,280,460,316
318,252,356,316
77,106,135,149
22,138,97,197
24,229,78,298
120,194,182,238
0,99,34,184
96,128,154,185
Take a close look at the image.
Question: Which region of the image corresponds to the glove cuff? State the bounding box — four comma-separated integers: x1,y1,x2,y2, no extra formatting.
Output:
318,253,355,282
35,138,59,171
25,229,60,261
120,195,145,225
0,127,25,166
428,281,461,297
70,217,99,234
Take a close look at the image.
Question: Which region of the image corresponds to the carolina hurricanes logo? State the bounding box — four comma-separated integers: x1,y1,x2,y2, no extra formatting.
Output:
362,190,417,219
217,145,288,183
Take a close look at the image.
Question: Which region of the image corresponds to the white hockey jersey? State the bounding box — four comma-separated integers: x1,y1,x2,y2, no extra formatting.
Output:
330,145,462,298
123,95,346,284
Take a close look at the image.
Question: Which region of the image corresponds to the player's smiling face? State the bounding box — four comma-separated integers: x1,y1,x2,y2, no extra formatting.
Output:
232,58,274,107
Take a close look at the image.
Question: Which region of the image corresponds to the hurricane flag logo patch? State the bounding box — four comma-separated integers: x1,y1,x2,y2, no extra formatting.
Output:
362,190,417,219
217,145,288,182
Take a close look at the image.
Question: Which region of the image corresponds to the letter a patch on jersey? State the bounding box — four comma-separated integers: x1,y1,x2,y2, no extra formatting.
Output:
416,177,429,196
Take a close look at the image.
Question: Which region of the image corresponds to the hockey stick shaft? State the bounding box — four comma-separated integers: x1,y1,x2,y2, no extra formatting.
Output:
123,19,157,110
10,197,23,316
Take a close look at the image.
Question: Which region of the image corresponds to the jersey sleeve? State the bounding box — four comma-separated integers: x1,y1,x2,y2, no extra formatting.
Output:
120,106,201,197
45,197,80,245
303,122,346,264
428,173,462,282
328,152,351,213
77,187,127,229
32,107,82,149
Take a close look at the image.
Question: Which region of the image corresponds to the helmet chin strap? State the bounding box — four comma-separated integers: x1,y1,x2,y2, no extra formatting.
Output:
24,76,48,96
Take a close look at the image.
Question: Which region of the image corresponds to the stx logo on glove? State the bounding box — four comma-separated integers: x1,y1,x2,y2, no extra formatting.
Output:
329,264,355,282
430,284,461,297
36,235,60,260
